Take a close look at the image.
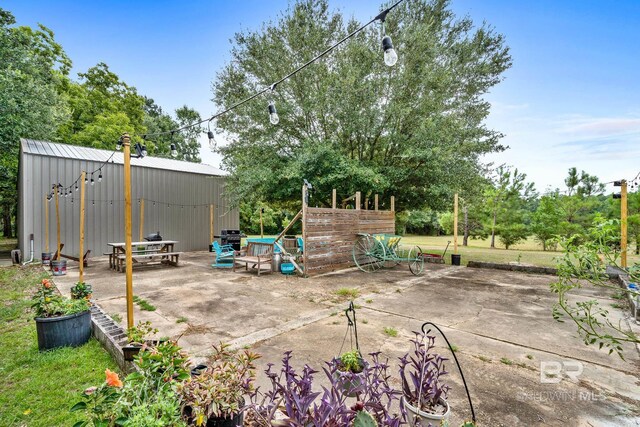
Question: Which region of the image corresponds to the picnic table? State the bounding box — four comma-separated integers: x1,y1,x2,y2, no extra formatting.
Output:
107,240,181,272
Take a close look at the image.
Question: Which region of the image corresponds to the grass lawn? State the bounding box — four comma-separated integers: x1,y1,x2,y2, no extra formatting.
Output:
0,265,118,427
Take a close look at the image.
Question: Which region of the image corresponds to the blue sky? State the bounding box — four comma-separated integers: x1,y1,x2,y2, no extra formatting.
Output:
5,0,640,192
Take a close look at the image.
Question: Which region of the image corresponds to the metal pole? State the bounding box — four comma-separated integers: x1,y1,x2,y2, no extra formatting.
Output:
44,195,49,252
55,186,61,260
210,204,214,244
454,193,459,254
139,199,144,241
621,180,628,269
79,171,86,283
122,134,134,329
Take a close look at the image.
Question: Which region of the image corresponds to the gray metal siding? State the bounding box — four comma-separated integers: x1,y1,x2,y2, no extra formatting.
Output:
19,147,238,258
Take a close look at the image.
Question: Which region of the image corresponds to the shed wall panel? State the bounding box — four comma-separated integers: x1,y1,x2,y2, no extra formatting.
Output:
19,147,237,259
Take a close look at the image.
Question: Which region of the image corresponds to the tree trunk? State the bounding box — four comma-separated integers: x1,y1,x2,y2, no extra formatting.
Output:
2,205,11,238
490,209,497,248
463,206,469,246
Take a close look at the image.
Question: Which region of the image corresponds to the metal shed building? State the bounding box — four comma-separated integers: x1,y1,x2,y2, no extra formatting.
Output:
18,139,238,259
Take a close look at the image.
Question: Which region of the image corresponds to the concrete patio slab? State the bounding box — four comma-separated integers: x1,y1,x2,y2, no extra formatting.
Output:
52,251,640,426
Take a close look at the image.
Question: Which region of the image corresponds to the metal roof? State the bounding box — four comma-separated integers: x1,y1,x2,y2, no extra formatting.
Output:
20,139,225,176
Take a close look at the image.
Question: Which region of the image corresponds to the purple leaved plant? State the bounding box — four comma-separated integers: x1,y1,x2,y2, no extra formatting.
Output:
399,332,450,417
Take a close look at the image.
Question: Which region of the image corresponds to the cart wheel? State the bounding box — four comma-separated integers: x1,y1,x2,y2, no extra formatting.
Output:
408,245,425,275
353,235,385,273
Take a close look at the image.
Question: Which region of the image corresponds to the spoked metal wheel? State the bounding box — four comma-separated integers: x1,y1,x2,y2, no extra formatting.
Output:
353,235,385,273
408,245,425,275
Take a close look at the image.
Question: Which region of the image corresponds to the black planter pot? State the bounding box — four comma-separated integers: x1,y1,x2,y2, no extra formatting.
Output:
35,310,91,351
206,411,243,427
122,344,142,361
122,339,167,361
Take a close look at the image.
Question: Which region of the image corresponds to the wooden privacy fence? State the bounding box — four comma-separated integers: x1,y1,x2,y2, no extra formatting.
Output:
303,207,395,276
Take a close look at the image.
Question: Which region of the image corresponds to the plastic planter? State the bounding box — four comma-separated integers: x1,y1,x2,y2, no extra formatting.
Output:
35,310,91,351
402,396,451,427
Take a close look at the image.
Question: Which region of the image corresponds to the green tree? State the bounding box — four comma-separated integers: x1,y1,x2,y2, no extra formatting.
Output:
531,192,563,251
485,166,535,249
557,167,608,239
212,0,511,209
0,9,70,236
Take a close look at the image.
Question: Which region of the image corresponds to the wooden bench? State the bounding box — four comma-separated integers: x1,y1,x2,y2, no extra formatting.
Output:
115,252,182,272
233,242,274,276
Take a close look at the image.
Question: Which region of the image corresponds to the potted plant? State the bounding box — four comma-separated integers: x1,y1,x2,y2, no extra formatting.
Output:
334,349,367,396
70,281,93,301
122,320,158,361
178,342,260,426
32,278,91,351
399,332,451,426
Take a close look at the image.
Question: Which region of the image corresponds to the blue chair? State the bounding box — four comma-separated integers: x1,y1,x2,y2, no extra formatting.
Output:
212,241,235,268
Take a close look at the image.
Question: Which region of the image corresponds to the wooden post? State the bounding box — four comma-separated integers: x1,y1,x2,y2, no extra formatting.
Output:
374,194,379,211
364,197,368,210
44,195,49,252
302,184,308,277
122,134,134,329
355,192,361,210
55,185,61,261
390,196,395,212
79,171,86,283
260,208,264,238
209,204,214,244
621,180,628,268
453,193,459,254
332,189,337,209
139,199,144,241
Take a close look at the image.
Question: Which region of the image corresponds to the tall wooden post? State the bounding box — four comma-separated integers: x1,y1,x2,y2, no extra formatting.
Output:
355,192,361,210
332,189,337,209
302,184,308,277
621,180,628,268
122,134,134,329
453,193,459,254
139,199,144,241
364,197,368,210
55,186,61,261
44,195,49,252
390,196,395,212
260,208,264,238
374,194,379,211
209,204,214,244
79,172,86,283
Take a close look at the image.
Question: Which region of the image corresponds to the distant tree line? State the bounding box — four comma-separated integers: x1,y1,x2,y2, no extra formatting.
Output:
0,8,202,237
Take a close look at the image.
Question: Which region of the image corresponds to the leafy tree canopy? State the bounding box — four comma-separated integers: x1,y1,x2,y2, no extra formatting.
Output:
213,0,512,210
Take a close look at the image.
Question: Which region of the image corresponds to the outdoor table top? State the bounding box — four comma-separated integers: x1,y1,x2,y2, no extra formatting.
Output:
107,240,178,247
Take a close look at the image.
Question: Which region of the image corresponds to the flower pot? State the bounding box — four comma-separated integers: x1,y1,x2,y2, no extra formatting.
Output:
333,357,367,397
35,310,91,351
206,411,243,427
402,396,450,427
51,259,67,276
122,343,142,361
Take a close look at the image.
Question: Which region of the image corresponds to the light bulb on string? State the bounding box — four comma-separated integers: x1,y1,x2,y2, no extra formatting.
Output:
141,145,148,157
85,175,88,184
90,174,95,186
268,84,279,125
116,137,123,151
207,119,216,150
378,15,398,67
75,184,78,192
98,170,102,182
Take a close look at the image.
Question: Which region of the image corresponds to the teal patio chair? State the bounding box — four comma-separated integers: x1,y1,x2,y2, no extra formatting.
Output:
212,241,235,268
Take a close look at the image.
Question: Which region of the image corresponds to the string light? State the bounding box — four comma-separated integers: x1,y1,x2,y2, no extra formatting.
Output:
207,120,216,149
75,184,78,192
170,132,177,158
90,174,95,186
131,0,405,134
98,170,102,182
